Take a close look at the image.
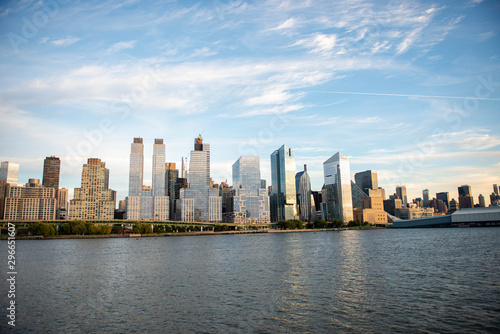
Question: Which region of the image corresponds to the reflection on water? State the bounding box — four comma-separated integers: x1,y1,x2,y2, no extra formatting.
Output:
1,228,499,333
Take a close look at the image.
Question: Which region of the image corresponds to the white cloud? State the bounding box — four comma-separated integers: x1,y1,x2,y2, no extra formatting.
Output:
272,17,297,30
51,36,80,47
105,40,137,53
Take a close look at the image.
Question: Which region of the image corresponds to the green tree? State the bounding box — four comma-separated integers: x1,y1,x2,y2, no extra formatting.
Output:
29,223,56,237
71,221,87,235
315,220,328,229
111,224,123,234
153,225,165,233
133,223,153,234
59,223,71,235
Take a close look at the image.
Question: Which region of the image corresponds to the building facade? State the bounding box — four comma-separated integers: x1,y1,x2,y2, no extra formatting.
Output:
3,179,57,221
126,138,169,220
323,152,353,222
396,186,408,207
69,158,115,220
42,156,60,197
0,161,19,186
295,165,312,222
270,145,297,222
354,170,378,196
228,156,270,224
178,136,221,222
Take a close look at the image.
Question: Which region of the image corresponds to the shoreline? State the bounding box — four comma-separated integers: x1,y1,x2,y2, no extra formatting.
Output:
0,227,381,240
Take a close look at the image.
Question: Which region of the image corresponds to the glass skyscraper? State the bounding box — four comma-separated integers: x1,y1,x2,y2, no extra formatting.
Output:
323,152,353,222
152,139,166,197
126,138,169,220
0,161,19,186
128,138,144,197
179,136,221,222
295,165,312,222
396,186,408,207
270,145,297,222
231,156,270,224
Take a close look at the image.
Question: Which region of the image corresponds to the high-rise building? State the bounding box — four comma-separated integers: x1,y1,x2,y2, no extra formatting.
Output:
422,189,429,207
57,188,69,219
494,184,499,197
270,145,297,222
126,138,169,220
69,158,115,220
458,185,474,209
152,139,166,197
295,165,312,222
42,156,61,198
436,192,449,212
354,170,378,195
0,180,10,220
396,186,408,207
449,198,459,212
478,194,485,207
4,179,57,221
128,138,144,197
0,162,19,186
178,136,221,222
323,152,353,222
228,156,270,224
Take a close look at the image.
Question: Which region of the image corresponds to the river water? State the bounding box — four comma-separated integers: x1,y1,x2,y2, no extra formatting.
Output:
1,228,499,333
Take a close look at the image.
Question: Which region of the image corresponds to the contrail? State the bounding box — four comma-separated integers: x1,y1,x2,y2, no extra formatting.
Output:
311,91,500,101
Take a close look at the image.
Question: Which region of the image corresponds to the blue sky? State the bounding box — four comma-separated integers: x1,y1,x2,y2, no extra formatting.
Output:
1,0,499,204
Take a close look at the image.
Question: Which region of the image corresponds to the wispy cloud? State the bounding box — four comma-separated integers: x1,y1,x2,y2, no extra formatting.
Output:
50,36,81,47
105,40,137,53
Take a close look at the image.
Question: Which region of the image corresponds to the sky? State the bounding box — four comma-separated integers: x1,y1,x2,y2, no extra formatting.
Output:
1,0,499,204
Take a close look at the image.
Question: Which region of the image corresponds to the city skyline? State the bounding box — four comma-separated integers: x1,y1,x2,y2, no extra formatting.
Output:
1,0,499,203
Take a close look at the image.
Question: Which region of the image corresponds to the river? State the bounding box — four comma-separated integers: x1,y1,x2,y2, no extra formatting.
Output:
1,227,499,333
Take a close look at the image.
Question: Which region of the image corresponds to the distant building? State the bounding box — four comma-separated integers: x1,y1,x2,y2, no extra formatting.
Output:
354,170,378,196
42,156,60,199
428,198,446,213
270,145,297,222
323,152,353,222
478,194,485,207
436,192,449,212
0,180,10,219
396,206,434,220
178,136,221,222
4,179,56,221
351,181,368,210
396,186,408,207
69,158,115,220
126,138,169,220
228,156,270,224
353,195,388,225
0,161,19,186
422,189,429,207
295,165,312,222
458,185,474,209
384,197,402,216
57,188,69,219
449,198,459,212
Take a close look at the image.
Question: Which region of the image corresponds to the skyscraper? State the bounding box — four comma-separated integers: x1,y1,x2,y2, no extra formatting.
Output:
323,152,353,222
478,194,485,207
129,138,144,196
295,165,312,222
42,156,60,199
354,170,378,195
0,161,19,186
178,136,221,222
422,189,429,207
152,139,166,197
436,192,449,212
69,158,115,220
229,156,270,224
493,184,498,197
270,145,297,222
126,138,169,220
458,185,474,209
396,185,408,207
